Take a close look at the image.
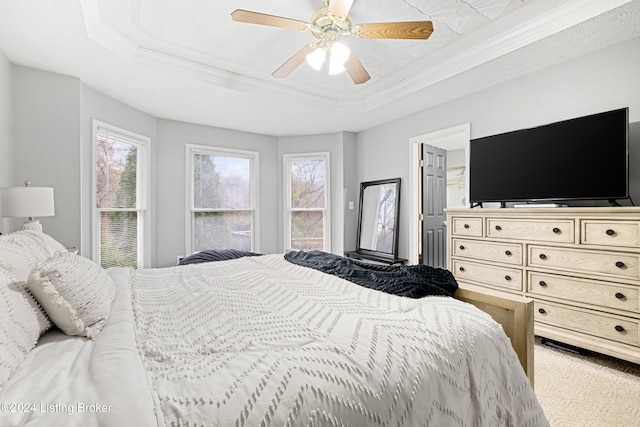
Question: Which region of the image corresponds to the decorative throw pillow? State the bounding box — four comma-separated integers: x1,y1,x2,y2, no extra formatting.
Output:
27,252,116,339
0,269,51,387
0,230,67,281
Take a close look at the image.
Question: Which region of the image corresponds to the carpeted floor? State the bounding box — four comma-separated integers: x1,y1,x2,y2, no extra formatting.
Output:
534,337,640,427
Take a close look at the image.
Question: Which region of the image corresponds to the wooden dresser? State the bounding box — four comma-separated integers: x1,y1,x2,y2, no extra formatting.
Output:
447,207,640,364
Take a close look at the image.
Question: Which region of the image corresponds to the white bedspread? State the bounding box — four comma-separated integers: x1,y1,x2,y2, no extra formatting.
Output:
0,254,547,426
129,254,548,426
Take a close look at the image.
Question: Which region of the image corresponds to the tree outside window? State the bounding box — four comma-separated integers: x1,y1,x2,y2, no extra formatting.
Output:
94,123,148,268
285,154,330,251
188,146,257,254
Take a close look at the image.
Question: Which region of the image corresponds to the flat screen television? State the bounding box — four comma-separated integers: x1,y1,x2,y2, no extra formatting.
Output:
469,107,629,205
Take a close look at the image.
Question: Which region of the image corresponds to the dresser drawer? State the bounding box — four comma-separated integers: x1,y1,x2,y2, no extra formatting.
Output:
529,246,640,280
452,239,523,265
451,217,483,237
452,259,522,291
581,220,640,248
486,218,575,243
535,301,639,346
528,272,640,313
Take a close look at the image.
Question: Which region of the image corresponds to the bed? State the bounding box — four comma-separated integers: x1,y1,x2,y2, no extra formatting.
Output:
0,229,548,426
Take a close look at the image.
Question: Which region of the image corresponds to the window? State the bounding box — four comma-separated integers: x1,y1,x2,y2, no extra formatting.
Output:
93,121,150,268
186,145,258,254
284,153,330,251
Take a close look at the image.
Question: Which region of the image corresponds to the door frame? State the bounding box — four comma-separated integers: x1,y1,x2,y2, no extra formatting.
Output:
408,123,471,265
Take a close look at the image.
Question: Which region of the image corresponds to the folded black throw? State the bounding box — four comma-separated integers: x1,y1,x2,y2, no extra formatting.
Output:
284,250,458,298
179,249,262,265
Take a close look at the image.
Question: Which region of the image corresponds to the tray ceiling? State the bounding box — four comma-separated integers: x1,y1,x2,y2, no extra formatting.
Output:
0,0,638,135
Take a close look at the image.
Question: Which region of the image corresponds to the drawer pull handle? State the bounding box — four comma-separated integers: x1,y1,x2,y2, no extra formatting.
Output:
459,245,465,250
615,325,625,332
459,266,465,272
539,254,547,260
552,227,561,234
539,281,547,287
495,225,502,231
615,292,626,300
606,229,615,236
615,261,626,269
538,308,546,314
464,224,470,229
505,250,512,256
505,275,512,282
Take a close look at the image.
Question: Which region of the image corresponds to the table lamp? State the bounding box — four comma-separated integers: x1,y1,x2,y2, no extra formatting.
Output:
0,181,55,232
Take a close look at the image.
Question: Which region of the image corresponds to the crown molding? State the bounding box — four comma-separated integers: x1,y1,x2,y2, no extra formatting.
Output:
366,0,633,110
81,0,366,112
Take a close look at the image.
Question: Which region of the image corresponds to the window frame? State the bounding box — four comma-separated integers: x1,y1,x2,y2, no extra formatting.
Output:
283,152,331,252
185,144,259,256
91,120,151,268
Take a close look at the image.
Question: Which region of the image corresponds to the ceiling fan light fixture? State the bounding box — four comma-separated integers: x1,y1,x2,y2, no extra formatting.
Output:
306,47,327,71
231,2,432,84
328,42,350,75
328,61,346,75
330,42,349,63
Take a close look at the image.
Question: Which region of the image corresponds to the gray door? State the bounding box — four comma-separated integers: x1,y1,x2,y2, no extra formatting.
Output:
421,144,447,268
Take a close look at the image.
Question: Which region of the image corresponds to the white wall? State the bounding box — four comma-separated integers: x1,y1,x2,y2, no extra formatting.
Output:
8,65,349,267
12,66,81,247
9,67,287,267
8,66,281,267
342,132,359,252
359,36,640,261
0,51,11,233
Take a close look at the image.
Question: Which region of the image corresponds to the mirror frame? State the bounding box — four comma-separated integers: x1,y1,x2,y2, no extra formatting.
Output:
355,178,401,260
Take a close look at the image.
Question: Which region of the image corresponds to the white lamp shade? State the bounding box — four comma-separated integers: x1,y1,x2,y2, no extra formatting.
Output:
0,187,55,218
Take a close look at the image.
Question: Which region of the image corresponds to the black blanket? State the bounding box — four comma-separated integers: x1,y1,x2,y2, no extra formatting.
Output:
284,250,458,298
179,249,262,265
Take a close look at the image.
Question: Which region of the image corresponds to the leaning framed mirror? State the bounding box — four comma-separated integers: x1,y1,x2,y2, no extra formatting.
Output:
355,178,401,260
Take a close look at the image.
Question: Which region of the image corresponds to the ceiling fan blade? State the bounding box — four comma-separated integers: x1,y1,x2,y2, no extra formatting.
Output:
354,21,434,39
231,9,308,31
327,0,355,19
272,44,317,78
344,51,370,85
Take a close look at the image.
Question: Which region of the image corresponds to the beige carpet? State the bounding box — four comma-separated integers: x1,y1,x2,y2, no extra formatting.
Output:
534,338,640,427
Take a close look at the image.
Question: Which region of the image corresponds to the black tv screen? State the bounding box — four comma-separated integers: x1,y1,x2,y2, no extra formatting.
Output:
469,107,629,204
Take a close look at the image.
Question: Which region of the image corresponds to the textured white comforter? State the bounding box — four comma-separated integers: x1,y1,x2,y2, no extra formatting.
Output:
130,254,547,426
0,254,548,426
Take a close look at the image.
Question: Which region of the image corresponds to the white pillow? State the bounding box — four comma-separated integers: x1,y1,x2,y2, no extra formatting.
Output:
0,269,51,387
0,230,67,281
27,252,116,339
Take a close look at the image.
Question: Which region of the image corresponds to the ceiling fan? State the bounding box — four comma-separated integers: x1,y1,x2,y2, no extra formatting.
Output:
231,0,434,84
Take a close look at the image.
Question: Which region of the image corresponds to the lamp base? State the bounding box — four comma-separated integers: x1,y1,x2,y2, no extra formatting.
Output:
21,220,43,233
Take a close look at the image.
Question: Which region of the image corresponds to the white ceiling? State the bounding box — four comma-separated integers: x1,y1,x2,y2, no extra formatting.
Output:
0,0,639,136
